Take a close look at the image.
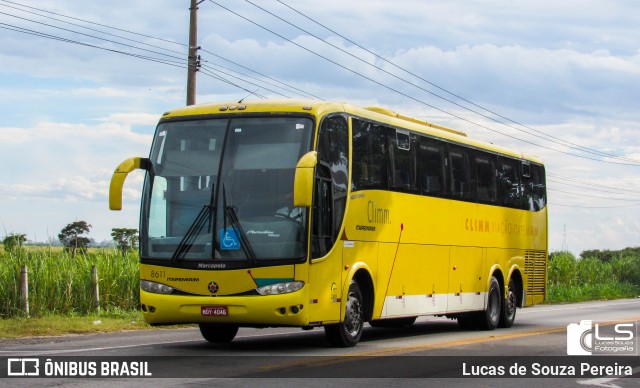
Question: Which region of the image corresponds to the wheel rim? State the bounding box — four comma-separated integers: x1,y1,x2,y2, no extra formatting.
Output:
505,288,516,318
344,291,363,337
488,289,500,323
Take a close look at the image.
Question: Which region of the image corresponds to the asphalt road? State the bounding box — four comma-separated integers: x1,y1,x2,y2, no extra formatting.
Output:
1,298,639,387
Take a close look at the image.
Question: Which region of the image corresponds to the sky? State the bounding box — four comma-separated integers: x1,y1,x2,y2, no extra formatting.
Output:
0,0,639,254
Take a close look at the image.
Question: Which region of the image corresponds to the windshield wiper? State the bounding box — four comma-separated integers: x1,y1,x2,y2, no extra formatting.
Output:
171,204,212,262
171,182,216,263
222,184,257,263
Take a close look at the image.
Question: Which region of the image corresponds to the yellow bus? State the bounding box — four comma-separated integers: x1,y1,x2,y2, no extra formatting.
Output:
110,99,547,347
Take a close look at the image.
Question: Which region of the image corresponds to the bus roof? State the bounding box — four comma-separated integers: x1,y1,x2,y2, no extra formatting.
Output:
161,99,544,165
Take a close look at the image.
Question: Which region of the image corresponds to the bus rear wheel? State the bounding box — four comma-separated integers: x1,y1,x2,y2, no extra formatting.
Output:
325,281,364,347
498,279,517,328
199,323,239,343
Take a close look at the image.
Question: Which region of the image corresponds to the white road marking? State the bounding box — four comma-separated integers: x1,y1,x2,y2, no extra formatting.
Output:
0,329,305,355
578,366,640,387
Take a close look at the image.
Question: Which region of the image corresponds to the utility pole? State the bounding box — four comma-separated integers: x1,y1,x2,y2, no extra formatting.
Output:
186,0,202,106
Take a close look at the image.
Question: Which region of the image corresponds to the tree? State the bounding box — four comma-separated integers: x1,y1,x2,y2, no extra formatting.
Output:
2,233,27,254
111,228,139,257
58,221,92,257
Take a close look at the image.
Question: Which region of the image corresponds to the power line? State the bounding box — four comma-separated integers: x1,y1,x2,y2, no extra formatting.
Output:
0,23,185,68
4,0,639,169
0,10,187,64
200,61,304,99
199,68,268,99
263,0,640,165
0,0,187,47
0,3,315,100
548,177,640,196
0,1,186,57
199,48,324,100
0,22,268,98
548,188,640,202
547,172,640,195
3,3,639,213
209,0,640,166
200,63,291,98
549,202,640,209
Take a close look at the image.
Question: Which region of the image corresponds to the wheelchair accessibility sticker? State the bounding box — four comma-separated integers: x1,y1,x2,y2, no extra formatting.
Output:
220,228,241,250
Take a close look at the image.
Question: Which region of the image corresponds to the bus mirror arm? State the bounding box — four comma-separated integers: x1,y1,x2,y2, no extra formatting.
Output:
109,157,151,211
293,151,318,207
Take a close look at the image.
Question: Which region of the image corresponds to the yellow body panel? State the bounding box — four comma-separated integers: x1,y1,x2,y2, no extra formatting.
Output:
140,264,296,296
131,99,547,328
140,263,309,326
141,288,309,326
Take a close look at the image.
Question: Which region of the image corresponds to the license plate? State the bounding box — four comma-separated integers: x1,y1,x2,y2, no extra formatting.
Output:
201,306,228,317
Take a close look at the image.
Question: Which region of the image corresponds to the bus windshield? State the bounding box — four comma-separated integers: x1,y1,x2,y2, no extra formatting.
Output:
141,116,314,263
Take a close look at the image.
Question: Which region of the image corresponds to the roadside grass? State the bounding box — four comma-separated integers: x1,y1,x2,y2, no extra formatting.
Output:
546,283,640,304
0,310,195,340
1,248,639,340
0,247,139,318
546,251,640,303
0,310,148,340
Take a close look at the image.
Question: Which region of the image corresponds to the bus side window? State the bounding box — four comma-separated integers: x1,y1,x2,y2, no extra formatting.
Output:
448,145,472,200
418,137,447,197
352,119,388,190
531,164,547,211
474,152,497,204
498,157,523,209
522,161,534,211
388,129,418,193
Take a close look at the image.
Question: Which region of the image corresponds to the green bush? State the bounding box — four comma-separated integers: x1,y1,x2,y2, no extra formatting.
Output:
547,248,640,303
548,251,576,287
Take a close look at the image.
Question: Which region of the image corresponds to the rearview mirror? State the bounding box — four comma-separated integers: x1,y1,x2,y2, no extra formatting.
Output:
293,151,318,207
109,157,150,210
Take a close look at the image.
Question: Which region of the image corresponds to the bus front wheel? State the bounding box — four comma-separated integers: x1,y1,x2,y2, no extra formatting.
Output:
477,276,501,330
199,323,239,343
325,281,364,347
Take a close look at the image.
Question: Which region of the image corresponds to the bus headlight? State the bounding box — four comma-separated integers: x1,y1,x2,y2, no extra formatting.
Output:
140,280,174,294
256,281,304,295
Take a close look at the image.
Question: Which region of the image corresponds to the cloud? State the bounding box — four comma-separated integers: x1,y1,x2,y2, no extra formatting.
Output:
71,87,130,97
1,0,639,253
0,114,151,242
98,112,160,126
0,118,151,201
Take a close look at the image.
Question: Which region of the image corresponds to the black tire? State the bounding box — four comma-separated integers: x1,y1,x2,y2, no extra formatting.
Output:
199,323,239,343
498,279,517,328
369,316,417,328
325,281,364,347
476,276,501,330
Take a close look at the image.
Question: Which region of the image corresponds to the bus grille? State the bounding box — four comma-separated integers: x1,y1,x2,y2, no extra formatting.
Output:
524,250,547,296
